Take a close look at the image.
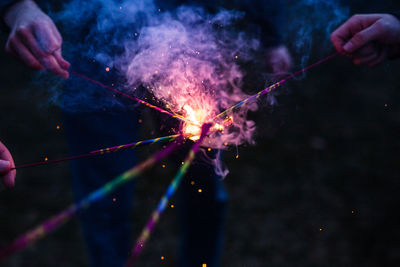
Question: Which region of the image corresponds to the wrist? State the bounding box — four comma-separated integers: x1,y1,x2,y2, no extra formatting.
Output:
3,0,38,28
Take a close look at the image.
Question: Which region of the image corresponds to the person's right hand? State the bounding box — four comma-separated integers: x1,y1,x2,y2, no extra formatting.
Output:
330,14,400,66
0,141,16,188
3,0,70,78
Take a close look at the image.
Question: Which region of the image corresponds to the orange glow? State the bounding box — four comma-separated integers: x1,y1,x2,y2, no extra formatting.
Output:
181,105,226,140
182,105,206,140
105,67,110,72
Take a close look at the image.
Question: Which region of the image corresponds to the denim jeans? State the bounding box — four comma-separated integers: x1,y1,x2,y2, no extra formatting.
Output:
62,58,228,267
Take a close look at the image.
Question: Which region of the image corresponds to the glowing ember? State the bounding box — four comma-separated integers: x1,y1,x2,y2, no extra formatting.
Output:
181,105,228,141
182,105,210,140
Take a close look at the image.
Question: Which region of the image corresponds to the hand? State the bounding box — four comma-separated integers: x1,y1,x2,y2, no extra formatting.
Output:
3,0,70,78
265,45,293,74
0,141,16,188
331,14,400,66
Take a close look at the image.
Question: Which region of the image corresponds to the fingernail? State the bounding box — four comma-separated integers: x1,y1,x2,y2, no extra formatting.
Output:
0,160,10,171
343,42,354,53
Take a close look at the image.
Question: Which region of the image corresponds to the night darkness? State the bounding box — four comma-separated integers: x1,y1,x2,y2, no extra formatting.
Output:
1,0,400,266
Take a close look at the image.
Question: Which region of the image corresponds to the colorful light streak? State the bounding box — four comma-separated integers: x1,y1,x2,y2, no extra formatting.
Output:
0,136,184,263
12,134,180,170
125,123,211,266
1,53,340,263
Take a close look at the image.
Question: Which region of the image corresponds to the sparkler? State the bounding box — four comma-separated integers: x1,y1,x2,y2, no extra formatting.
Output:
0,136,184,262
68,70,191,124
12,134,181,170
125,123,212,266
214,52,339,122
1,52,340,263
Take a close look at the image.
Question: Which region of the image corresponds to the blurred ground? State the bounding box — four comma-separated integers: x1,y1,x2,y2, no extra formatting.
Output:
1,1,400,267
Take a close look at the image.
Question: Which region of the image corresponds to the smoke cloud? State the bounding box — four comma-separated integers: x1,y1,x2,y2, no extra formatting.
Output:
54,0,261,150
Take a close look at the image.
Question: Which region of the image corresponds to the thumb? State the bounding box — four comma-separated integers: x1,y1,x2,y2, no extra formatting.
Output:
343,22,381,53
0,160,11,174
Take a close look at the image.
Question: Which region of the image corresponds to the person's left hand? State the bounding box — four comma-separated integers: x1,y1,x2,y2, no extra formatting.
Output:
0,141,16,188
266,45,293,74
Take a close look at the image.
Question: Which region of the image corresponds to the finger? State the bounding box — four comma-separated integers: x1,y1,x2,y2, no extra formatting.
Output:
0,142,16,188
42,54,69,79
352,43,377,58
7,37,43,70
343,22,381,53
331,16,365,55
33,21,61,54
53,49,70,70
16,26,47,58
18,28,67,78
331,26,353,55
0,160,10,174
331,14,381,55
353,52,379,65
49,22,62,44
368,48,388,67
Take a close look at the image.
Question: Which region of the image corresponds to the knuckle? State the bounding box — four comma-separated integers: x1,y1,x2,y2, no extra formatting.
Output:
47,42,61,53
374,20,385,30
16,26,30,36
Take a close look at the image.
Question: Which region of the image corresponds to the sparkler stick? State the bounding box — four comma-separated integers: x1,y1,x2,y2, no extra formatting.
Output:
12,134,180,170
0,136,184,263
214,52,339,121
125,123,211,266
68,70,189,123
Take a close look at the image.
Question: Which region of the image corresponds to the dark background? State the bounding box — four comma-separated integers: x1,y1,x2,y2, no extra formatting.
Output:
1,0,400,266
